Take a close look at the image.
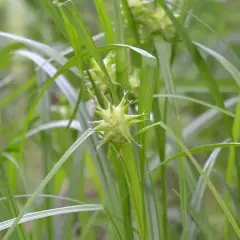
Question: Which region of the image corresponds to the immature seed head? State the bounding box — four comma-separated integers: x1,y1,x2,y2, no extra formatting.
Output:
92,95,144,148
128,0,179,41
88,52,116,93
86,51,141,96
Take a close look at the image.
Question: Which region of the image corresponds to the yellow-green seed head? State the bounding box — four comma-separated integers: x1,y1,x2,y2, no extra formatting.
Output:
88,52,116,93
86,51,141,96
128,0,179,41
92,95,144,148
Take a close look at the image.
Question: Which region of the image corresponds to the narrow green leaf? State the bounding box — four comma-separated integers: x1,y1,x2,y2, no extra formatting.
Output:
225,95,240,238
137,46,158,239
187,145,225,239
59,7,85,129
110,146,133,240
37,69,55,240
1,204,102,232
154,94,237,119
0,194,84,205
58,1,117,100
39,0,67,36
119,144,145,239
93,0,115,43
148,141,240,175
112,0,129,88
152,96,168,240
227,96,240,187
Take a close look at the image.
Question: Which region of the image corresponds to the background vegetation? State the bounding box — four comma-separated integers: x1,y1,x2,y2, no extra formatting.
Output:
0,0,240,239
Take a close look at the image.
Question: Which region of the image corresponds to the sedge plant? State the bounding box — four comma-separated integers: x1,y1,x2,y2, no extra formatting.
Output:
0,0,240,240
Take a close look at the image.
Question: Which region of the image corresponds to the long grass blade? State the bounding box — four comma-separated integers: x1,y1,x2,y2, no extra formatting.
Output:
187,144,226,239
0,204,102,232
137,44,159,239
93,0,115,44
152,96,168,240
37,69,55,240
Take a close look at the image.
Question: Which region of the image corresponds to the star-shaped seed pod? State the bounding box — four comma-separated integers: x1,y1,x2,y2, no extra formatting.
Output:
91,95,145,148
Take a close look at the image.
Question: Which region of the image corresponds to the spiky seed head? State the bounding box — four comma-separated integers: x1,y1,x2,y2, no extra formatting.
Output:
92,95,144,148
88,52,116,94
127,0,179,41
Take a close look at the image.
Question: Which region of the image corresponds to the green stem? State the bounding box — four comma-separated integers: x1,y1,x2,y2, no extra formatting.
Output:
153,98,168,240
38,69,54,240
110,146,133,240
225,94,240,239
120,144,146,239
154,36,188,240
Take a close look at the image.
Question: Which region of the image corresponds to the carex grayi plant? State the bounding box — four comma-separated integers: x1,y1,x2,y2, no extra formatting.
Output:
1,0,240,240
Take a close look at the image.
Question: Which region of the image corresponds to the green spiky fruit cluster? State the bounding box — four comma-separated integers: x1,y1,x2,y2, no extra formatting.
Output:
92,95,144,148
86,51,140,95
88,51,116,94
128,0,179,41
